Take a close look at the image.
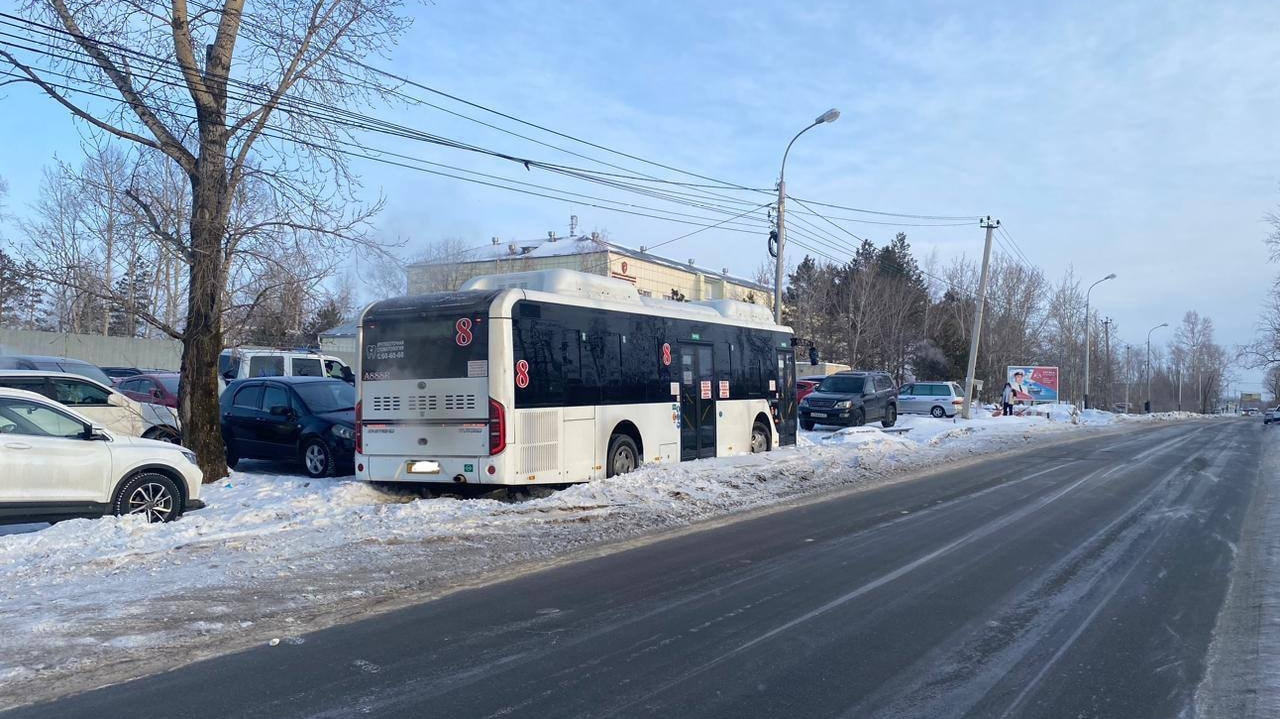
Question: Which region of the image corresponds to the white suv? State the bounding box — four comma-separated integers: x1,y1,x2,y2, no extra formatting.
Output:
0,388,203,524
0,370,182,442
219,348,353,383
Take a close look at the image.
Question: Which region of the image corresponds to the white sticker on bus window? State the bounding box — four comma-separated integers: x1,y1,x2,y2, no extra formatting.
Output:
682,370,694,384
700,381,712,400
467,360,488,378
719,381,730,399
769,380,776,391
670,382,679,396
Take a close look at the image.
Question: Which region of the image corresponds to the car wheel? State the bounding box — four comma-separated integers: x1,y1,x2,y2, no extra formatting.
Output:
800,419,815,431
143,426,181,444
302,439,336,478
606,434,639,477
225,446,240,470
882,404,897,428
852,409,865,427
750,421,771,453
930,406,946,419
112,472,182,523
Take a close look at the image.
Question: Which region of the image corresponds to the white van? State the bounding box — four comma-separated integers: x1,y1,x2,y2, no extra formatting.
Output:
219,348,353,383
0,370,183,442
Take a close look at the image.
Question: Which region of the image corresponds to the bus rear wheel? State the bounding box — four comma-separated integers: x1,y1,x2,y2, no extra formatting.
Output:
606,434,639,477
750,421,771,453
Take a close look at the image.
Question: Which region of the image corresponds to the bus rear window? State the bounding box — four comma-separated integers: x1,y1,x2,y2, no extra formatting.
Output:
362,315,488,381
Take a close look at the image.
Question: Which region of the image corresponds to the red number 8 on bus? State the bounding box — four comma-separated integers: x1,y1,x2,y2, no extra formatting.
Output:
515,359,530,389
455,317,473,347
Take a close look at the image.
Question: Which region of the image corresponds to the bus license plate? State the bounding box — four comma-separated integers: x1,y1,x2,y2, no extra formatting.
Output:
811,412,827,418
407,460,441,474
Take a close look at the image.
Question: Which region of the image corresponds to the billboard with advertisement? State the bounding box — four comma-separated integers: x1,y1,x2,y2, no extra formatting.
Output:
1006,366,1059,403
1241,392,1262,403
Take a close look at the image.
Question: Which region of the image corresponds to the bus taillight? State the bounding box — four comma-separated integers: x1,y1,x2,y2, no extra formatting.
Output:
354,400,363,454
489,398,506,455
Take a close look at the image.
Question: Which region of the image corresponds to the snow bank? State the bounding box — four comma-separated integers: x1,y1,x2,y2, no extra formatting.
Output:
0,407,1206,703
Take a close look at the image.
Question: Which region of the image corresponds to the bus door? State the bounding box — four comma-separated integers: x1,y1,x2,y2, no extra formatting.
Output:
776,349,797,446
678,343,717,460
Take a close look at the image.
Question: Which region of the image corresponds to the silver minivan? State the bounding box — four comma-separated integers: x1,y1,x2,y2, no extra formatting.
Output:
898,381,964,418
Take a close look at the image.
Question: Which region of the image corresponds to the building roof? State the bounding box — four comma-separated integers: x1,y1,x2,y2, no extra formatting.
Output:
407,234,771,294
318,321,359,339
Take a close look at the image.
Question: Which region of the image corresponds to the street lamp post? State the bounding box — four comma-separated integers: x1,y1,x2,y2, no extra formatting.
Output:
1083,273,1116,410
1146,322,1168,413
774,108,840,325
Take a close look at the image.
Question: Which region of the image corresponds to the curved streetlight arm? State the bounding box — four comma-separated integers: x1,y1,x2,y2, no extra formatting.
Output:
779,120,821,183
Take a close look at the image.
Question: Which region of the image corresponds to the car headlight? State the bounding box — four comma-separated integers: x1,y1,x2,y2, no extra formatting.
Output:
835,400,853,409
331,425,355,440
180,450,198,465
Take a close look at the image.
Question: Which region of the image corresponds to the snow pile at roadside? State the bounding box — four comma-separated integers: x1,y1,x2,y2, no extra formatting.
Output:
0,408,1203,703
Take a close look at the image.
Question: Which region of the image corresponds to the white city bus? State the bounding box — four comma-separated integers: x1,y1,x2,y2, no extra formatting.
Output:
354,269,797,487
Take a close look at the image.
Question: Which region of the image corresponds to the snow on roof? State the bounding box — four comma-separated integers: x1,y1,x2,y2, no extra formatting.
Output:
407,234,771,293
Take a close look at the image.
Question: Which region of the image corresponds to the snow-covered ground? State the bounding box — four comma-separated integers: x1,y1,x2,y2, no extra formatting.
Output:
0,407,1209,704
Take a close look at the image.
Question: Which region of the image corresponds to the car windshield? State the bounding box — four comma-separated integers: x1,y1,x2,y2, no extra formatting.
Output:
818,376,865,394
294,381,355,413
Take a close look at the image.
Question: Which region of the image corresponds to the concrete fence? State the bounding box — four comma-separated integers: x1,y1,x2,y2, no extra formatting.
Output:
0,328,183,370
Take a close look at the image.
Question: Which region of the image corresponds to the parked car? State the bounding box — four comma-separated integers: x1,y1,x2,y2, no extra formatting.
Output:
117,373,180,408
1264,407,1279,425
220,376,356,478
0,354,113,386
796,375,828,403
101,366,143,384
0,387,203,525
219,348,353,383
0,370,182,443
898,380,965,418
799,371,898,430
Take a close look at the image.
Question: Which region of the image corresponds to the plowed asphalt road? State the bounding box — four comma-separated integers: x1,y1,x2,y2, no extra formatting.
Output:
5,419,1272,719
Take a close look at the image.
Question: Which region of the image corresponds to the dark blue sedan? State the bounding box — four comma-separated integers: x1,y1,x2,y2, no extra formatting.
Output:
220,376,355,477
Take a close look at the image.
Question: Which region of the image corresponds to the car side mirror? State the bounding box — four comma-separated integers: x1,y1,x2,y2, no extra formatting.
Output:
85,424,110,441
222,371,237,381
151,389,163,399
269,405,293,417
107,393,127,407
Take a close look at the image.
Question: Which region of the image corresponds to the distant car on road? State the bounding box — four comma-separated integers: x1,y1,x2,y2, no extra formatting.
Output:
0,370,182,443
0,387,203,525
0,354,113,386
220,376,355,478
1265,407,1279,425
799,371,898,430
898,381,965,418
796,375,827,403
117,372,180,409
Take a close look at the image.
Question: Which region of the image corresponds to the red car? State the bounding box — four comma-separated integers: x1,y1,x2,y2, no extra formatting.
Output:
796,375,827,403
116,372,180,408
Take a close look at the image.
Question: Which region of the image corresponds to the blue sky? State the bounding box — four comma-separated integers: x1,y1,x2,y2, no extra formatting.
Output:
2,0,1278,392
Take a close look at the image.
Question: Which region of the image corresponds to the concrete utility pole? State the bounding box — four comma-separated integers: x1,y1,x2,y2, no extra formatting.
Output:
773,109,840,325
1102,317,1113,410
961,217,1000,419
1124,344,1132,413
1146,322,1168,413
1083,273,1116,410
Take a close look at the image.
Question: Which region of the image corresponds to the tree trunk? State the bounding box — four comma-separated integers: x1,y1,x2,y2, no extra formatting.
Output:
179,155,230,483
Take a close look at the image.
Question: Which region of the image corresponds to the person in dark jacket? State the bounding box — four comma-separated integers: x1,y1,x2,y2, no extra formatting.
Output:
1001,382,1015,416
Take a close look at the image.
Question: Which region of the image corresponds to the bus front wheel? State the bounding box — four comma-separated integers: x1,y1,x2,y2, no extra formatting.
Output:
606,434,639,477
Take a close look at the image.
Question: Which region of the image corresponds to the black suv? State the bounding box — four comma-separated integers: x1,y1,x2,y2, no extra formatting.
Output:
220,376,356,477
799,371,898,430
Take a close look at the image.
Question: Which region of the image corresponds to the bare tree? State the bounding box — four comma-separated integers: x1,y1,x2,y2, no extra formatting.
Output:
2,1,408,480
